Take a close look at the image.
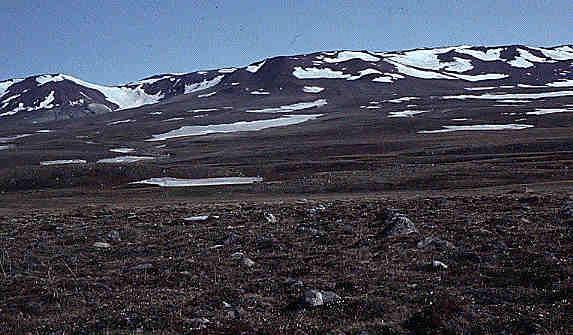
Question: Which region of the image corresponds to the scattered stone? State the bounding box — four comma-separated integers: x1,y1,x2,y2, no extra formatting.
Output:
188,317,210,330
93,242,111,248
231,252,256,268
379,209,418,237
256,235,278,249
417,236,455,250
131,263,153,271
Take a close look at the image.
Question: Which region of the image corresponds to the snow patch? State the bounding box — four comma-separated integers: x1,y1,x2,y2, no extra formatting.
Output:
303,86,324,93
322,51,380,63
250,90,270,95
246,60,266,73
146,114,322,141
109,148,135,153
418,124,533,133
292,67,350,79
198,91,217,98
107,119,134,125
388,110,427,118
40,159,86,166
443,90,573,100
526,108,573,115
130,176,263,187
97,156,155,164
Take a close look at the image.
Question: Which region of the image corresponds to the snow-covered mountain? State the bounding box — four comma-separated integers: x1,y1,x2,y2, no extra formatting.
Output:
1,44,572,122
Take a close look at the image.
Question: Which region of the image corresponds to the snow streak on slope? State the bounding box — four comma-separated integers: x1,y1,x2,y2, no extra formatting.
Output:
0,78,23,98
184,75,224,94
245,99,327,113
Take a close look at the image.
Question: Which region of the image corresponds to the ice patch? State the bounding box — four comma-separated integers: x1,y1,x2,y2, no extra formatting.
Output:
162,117,185,122
130,176,263,187
245,99,327,113
146,114,322,141
418,124,533,133
40,159,86,166
97,156,155,164
303,86,324,93
149,111,163,115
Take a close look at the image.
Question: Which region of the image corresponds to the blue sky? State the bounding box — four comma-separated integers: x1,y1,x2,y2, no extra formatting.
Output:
1,0,571,84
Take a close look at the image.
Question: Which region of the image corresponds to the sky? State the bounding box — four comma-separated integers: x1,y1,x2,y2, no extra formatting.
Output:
1,0,571,85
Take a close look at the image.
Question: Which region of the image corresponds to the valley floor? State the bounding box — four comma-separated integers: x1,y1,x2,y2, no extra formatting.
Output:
0,187,571,334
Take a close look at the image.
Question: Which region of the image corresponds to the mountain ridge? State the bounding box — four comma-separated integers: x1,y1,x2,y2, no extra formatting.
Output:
0,43,572,123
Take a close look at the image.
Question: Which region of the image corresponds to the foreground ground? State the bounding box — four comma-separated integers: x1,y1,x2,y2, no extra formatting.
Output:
1,187,571,334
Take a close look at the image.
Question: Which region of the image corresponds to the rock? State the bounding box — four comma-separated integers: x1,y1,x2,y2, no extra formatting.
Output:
302,289,342,307
188,317,210,330
342,224,354,234
560,201,573,224
417,236,455,250
231,252,255,268
264,212,277,224
93,242,111,248
223,232,240,245
184,215,210,222
432,260,448,270
321,291,342,305
379,209,418,237
303,290,324,307
256,235,278,249
131,263,153,271
107,230,121,241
